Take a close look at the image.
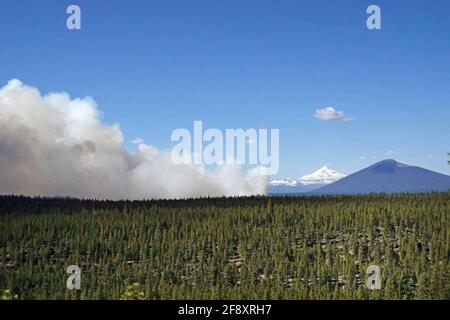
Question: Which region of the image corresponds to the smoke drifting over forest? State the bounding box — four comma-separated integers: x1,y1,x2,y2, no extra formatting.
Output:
0,80,267,199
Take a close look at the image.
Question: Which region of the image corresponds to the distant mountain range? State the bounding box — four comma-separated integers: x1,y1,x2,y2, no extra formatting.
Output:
269,159,450,195
269,166,346,193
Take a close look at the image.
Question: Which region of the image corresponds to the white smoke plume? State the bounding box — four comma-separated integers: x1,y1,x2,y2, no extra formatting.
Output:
0,80,267,200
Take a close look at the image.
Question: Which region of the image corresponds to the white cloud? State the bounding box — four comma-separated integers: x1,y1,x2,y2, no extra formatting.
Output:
360,155,376,160
0,79,267,200
419,154,436,159
131,138,144,145
386,150,397,156
314,107,353,121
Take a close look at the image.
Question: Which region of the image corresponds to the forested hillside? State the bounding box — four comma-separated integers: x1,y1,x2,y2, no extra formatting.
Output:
0,193,448,300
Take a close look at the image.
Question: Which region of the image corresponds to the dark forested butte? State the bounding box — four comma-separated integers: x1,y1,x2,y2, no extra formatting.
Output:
269,159,450,195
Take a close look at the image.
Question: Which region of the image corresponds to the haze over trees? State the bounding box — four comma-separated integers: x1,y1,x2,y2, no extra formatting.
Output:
0,193,449,300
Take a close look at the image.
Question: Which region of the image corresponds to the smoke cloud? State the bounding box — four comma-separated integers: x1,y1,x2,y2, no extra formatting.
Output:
0,80,267,199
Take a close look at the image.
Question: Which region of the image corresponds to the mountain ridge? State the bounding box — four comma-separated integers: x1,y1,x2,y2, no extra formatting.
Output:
268,165,346,194
310,159,450,195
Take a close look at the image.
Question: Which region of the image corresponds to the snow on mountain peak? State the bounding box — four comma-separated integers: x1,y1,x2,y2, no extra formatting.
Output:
269,178,299,187
269,166,346,186
299,166,347,185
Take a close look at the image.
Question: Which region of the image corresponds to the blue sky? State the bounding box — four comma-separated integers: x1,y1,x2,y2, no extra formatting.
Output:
1,0,449,178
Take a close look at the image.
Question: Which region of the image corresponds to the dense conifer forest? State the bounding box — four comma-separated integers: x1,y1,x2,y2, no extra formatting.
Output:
0,193,448,300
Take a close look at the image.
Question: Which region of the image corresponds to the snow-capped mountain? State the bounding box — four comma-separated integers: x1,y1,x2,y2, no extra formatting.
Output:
268,166,347,194
269,160,450,195
298,166,347,185
269,178,299,187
